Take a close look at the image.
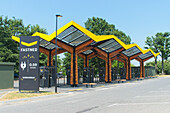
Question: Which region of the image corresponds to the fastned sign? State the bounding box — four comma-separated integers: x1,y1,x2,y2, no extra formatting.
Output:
19,36,39,91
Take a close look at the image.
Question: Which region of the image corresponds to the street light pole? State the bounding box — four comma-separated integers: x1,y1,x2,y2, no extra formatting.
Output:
55,14,62,93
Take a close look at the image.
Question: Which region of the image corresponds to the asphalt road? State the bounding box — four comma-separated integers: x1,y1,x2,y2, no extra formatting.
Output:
1,77,170,113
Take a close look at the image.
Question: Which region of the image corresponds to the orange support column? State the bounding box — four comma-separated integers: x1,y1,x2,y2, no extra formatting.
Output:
109,58,112,82
51,55,54,66
75,52,78,85
87,59,89,67
105,59,108,82
71,48,78,86
70,53,74,86
47,51,52,66
126,61,128,80
142,60,145,78
47,54,50,66
140,61,143,78
105,53,111,82
84,55,89,67
127,57,131,80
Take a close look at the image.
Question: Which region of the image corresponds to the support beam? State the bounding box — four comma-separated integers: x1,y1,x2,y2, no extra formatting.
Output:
77,47,93,54
39,47,49,55
51,39,73,53
96,54,106,61
87,52,96,59
109,48,124,58
120,53,128,60
111,56,126,64
78,53,86,59
130,52,142,60
94,47,107,58
76,39,93,51
135,57,142,62
143,56,154,62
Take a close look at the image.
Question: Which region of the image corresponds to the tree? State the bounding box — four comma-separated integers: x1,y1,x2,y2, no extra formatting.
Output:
145,36,159,74
85,17,131,44
145,32,170,75
155,32,170,74
0,16,47,73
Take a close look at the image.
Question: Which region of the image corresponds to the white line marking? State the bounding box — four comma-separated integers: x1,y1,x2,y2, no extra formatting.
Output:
107,102,170,107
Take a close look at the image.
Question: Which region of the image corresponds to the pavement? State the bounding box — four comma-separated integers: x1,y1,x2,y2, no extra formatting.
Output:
1,76,170,113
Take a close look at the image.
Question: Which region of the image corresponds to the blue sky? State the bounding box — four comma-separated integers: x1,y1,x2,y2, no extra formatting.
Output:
0,0,169,65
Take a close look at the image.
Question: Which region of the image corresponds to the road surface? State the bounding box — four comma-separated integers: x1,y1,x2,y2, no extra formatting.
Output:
1,77,170,113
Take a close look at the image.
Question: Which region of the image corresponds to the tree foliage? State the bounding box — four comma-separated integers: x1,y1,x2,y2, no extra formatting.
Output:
85,17,131,44
145,32,170,74
0,16,47,73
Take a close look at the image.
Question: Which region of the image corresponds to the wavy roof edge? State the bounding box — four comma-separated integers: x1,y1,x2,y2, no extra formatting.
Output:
12,21,160,58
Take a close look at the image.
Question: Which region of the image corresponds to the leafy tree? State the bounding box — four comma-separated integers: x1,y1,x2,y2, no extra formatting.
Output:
145,36,159,74
155,32,170,74
0,16,47,73
145,32,170,75
85,17,131,44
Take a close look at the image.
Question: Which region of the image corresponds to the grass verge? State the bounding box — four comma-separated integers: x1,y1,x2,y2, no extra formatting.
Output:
156,75,170,77
0,91,55,101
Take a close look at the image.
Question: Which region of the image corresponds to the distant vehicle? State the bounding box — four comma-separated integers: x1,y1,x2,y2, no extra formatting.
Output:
14,73,19,78
57,72,63,78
